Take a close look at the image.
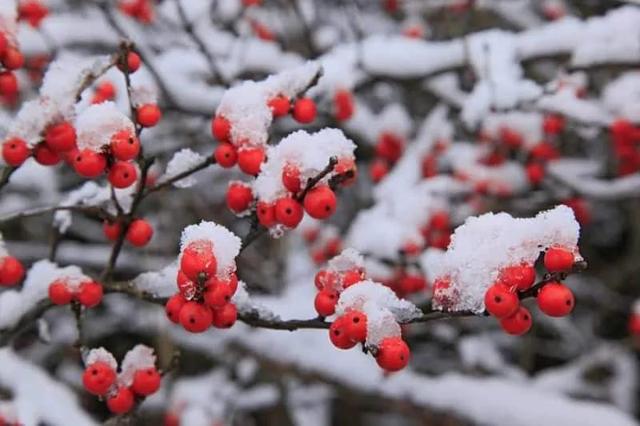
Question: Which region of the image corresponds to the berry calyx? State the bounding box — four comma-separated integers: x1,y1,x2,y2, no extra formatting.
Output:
214,143,237,168
303,186,337,220
211,303,237,328
78,281,103,308
282,163,302,193
314,289,338,317
82,361,116,396
484,283,519,318
126,219,154,247
543,247,574,272
73,149,107,178
45,122,77,152
268,95,290,118
376,337,410,372
274,197,304,228
48,280,73,305
179,301,213,332
499,264,536,291
108,161,138,188
0,256,24,286
132,367,161,396
237,147,265,176
499,306,532,335
165,293,187,324
226,182,253,213
329,317,357,350
136,104,162,127
110,130,140,161
256,201,276,227
2,138,30,167
536,282,575,317
180,240,217,282
292,97,316,124
107,386,135,414
211,115,231,141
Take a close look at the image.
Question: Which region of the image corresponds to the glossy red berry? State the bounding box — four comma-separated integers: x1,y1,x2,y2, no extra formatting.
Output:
107,386,135,414
33,143,61,165
226,182,253,213
237,147,265,175
45,122,77,152
314,270,337,290
303,186,337,219
211,303,237,328
0,33,6,58
543,115,565,135
369,159,389,183
77,281,103,308
341,269,363,288
203,283,232,308
0,256,24,286
499,264,536,291
19,1,49,28
268,95,290,118
274,197,304,228
256,201,276,227
118,51,141,73
48,280,73,305
429,211,450,231
165,293,187,324
103,221,121,241
110,130,140,161
292,97,316,124
82,362,116,396
108,161,138,188
526,162,545,185
499,306,532,335
376,337,410,372
314,289,338,317
214,143,237,168
398,274,427,294
0,71,18,97
2,48,24,70
132,367,161,396
211,115,231,141
2,138,30,167
282,163,302,193
73,149,107,178
484,283,519,318
176,270,196,298
180,241,217,282
136,104,162,127
126,219,153,247
537,282,574,317
334,89,354,121
343,310,367,342
179,301,213,332
329,316,357,349
543,247,574,272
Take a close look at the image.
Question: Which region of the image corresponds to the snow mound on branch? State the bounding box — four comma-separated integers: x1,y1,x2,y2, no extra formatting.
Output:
327,248,364,272
75,102,135,150
161,148,205,188
85,347,118,371
428,205,581,314
481,112,543,149
180,222,242,278
119,344,156,386
602,72,640,123
133,262,179,298
377,104,412,139
253,128,356,202
232,281,278,321
337,281,421,346
0,3,18,42
216,61,321,146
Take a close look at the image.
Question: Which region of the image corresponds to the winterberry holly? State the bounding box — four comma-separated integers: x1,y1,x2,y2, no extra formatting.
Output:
180,240,217,281
314,289,338,316
303,186,337,220
543,247,574,272
2,48,24,70
214,143,237,168
0,256,24,286
33,143,61,165
274,197,304,228
484,283,519,318
165,293,187,324
136,104,162,127
179,301,213,332
226,182,253,213
499,306,532,335
45,122,77,152
375,337,410,372
2,138,30,167
73,149,107,178
314,270,337,290
103,221,121,241
211,115,231,141
256,201,276,227
48,280,74,305
77,281,103,308
0,71,18,97
499,264,536,291
343,310,367,343
126,219,154,247
110,130,140,161
118,51,141,73
108,161,138,188
107,386,135,414
536,282,574,317
132,367,161,396
292,97,316,124
329,317,357,349
203,283,232,308
334,89,354,121
82,361,116,396
211,303,237,328
237,147,265,175
369,159,389,183
268,95,290,118
282,163,302,193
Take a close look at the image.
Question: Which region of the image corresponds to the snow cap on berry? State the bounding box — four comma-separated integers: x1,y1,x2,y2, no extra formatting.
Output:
84,347,118,371
119,344,157,387
180,222,241,278
75,102,135,150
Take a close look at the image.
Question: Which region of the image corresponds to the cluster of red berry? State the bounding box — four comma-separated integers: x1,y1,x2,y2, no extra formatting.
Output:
165,240,238,333
118,0,155,24
483,246,577,335
103,218,154,247
609,119,640,176
313,263,366,318
420,138,449,179
300,224,343,265
82,349,162,414
0,30,24,102
377,270,428,299
48,276,103,308
17,0,48,28
0,254,24,287
408,209,452,254
333,88,355,122
370,131,405,183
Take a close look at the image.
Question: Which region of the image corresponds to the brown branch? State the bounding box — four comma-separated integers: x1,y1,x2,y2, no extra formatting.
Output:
0,205,114,225
0,166,16,192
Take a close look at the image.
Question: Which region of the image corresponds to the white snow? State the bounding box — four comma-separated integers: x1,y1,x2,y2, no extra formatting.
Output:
179,222,242,278
160,148,205,188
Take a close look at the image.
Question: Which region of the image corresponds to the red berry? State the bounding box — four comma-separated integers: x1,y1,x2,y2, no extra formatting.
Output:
77,281,103,308
48,280,73,305
376,132,404,163
334,89,354,121
110,130,140,161
132,367,161,396
96,81,116,99
256,201,276,227
536,282,575,317
203,282,232,308
499,306,532,335
369,159,389,183
107,386,135,414
211,115,231,141
484,283,519,318
176,270,196,297
499,264,536,291
73,149,107,178
108,161,138,188
179,301,213,332
0,256,24,286
282,163,302,193
274,197,304,228
103,221,121,241
341,269,363,288
314,270,337,290
136,104,162,127
0,33,6,58
398,274,427,294
126,219,153,247
499,127,523,148
214,143,237,168
33,143,61,165
164,413,180,426
226,182,253,213
211,303,237,328
118,51,141,73
303,186,337,219
343,310,367,342
543,247,574,272
543,115,565,135
526,162,545,185
82,361,116,396
45,122,77,152
329,316,357,349
2,48,24,70
429,211,450,231
314,289,338,317
376,337,410,372
268,95,290,118
0,71,18,97
18,1,49,27
629,314,640,335
237,147,265,175
2,137,30,167
165,293,187,323
180,241,217,282
292,98,316,124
